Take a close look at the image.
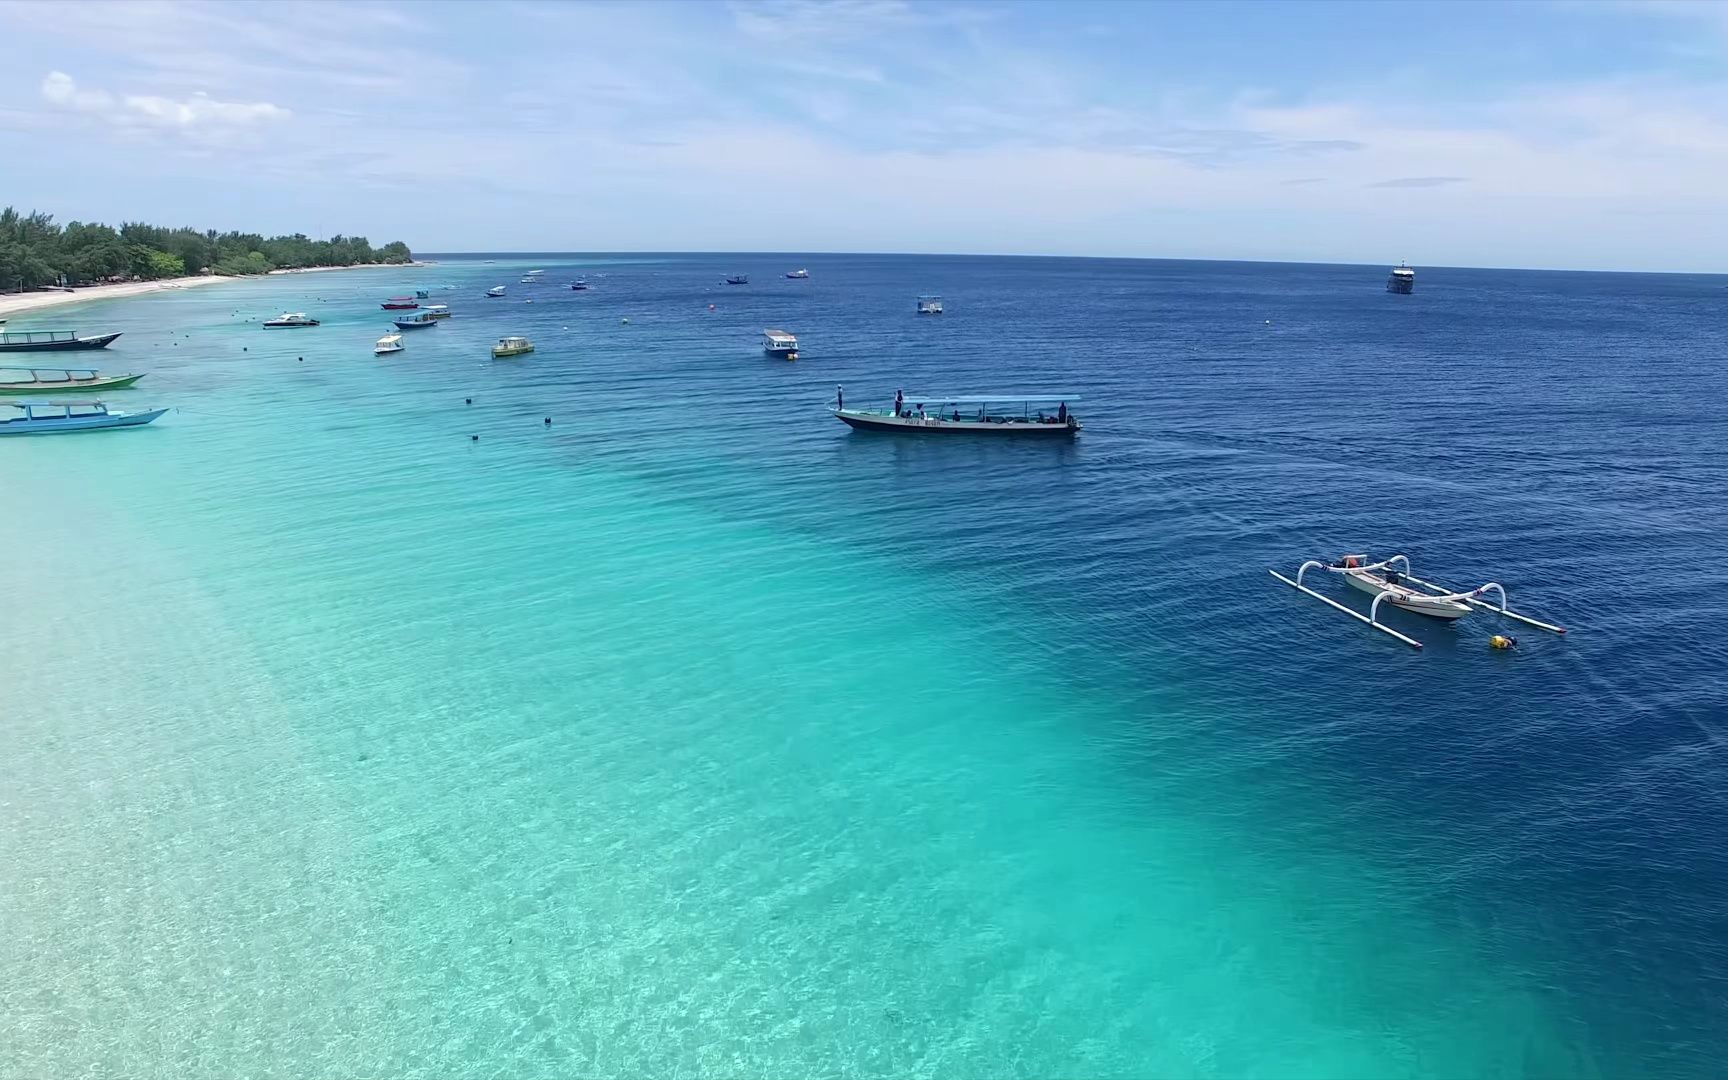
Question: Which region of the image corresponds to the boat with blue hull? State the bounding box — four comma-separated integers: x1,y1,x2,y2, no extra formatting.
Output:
0,329,122,352
832,392,1080,436
393,312,438,330
0,398,167,435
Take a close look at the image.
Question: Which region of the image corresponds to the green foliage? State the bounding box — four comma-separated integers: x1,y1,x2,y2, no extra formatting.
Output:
0,205,413,290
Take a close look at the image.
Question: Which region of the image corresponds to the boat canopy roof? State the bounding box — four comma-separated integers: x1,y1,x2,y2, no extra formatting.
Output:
0,367,99,377
1,398,107,407
764,328,797,338
897,393,1080,404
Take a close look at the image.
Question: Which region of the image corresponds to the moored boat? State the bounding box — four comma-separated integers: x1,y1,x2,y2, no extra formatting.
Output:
423,304,451,319
381,296,418,310
486,285,507,298
393,312,437,330
916,295,943,315
785,268,809,279
263,312,319,328
832,391,1079,436
0,367,145,393
570,280,590,291
491,335,534,358
763,328,799,359
1270,553,1568,651
0,329,123,352
375,333,405,355
0,398,167,435
725,274,749,285
414,289,430,299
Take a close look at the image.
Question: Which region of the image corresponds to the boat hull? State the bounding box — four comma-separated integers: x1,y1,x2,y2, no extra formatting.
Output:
834,410,1079,437
393,319,437,330
263,321,318,328
0,408,167,435
1343,570,1469,619
0,332,122,352
0,373,144,393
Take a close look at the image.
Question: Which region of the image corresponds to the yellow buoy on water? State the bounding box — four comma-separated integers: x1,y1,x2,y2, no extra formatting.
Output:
1489,635,1517,650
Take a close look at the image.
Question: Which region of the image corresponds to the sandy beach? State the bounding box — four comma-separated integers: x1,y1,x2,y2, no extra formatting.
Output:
0,276,233,320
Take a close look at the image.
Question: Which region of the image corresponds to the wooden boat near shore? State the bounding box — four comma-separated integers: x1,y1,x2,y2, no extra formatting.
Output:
0,367,145,394
832,392,1080,436
0,329,123,353
0,398,167,435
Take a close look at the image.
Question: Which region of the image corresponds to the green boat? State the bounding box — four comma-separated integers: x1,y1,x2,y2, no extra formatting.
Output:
0,367,146,394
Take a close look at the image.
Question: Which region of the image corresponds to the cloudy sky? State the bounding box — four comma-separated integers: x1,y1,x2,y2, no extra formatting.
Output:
3,0,1727,270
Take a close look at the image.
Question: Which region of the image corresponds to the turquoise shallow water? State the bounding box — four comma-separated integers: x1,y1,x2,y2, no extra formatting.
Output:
2,257,1724,1077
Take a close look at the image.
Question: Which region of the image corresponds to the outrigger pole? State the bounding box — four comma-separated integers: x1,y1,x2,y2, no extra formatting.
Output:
1269,561,1423,649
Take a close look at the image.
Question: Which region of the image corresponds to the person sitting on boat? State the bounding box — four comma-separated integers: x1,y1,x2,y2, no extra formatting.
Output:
1384,569,1403,587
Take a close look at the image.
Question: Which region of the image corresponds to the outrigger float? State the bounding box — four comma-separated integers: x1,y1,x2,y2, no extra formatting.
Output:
1270,554,1566,650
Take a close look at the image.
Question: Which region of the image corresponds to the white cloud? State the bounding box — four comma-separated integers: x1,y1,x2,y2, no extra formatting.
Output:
40,71,288,131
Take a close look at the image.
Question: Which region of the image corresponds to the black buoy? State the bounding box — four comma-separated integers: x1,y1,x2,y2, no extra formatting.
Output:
297,356,303,361
544,417,551,425
470,434,479,442
243,346,248,352
465,398,472,405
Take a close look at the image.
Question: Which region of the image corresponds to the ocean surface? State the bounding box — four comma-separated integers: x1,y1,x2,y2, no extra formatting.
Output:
2,254,1725,1078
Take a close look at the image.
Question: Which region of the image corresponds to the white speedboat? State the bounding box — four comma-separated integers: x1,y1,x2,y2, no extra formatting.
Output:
375,333,404,355
486,285,506,298
263,312,319,328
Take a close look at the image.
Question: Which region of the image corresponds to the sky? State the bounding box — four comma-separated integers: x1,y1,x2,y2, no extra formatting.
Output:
3,0,1728,271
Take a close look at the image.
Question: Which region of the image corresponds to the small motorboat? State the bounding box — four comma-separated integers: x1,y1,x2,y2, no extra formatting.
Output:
763,328,799,359
491,335,534,358
486,285,507,298
381,297,418,310
0,329,123,352
375,333,405,355
724,275,749,285
1270,554,1568,650
393,312,437,330
916,295,943,315
785,268,810,279
414,289,430,299
570,280,590,291
0,367,145,393
263,312,320,328
0,398,168,435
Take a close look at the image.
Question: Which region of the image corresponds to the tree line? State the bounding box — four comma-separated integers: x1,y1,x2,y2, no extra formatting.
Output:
0,206,413,291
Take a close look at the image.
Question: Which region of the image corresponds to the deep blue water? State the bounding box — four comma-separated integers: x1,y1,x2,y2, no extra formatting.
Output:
3,253,1725,1076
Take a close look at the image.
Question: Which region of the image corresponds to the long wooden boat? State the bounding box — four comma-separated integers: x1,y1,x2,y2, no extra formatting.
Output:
0,398,167,435
0,330,123,352
0,367,145,394
393,312,438,330
381,297,419,310
832,393,1080,437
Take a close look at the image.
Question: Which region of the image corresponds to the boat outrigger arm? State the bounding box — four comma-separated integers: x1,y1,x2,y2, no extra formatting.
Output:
1269,554,1567,650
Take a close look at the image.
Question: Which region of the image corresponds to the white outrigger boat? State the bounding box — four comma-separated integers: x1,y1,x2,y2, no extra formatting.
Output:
1270,554,1566,650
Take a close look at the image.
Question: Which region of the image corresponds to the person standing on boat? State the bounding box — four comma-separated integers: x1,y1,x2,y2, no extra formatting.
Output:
836,385,843,411
1058,401,1068,425
894,388,904,417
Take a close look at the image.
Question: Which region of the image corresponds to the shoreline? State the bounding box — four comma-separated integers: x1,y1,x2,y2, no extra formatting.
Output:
0,261,435,321
266,260,434,276
0,276,233,320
